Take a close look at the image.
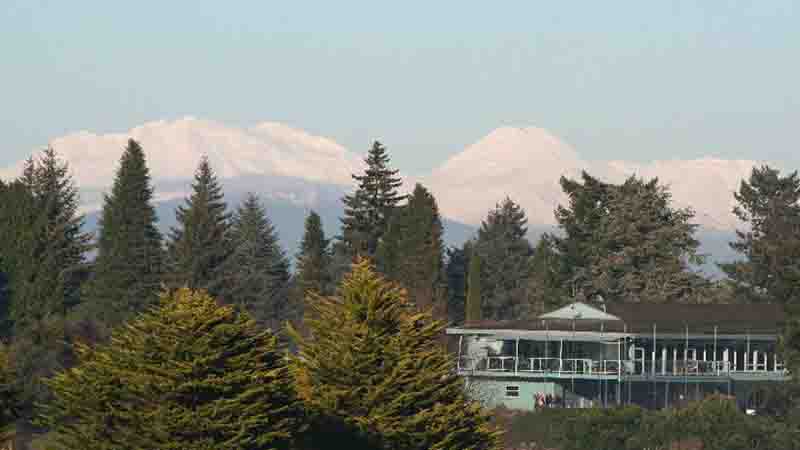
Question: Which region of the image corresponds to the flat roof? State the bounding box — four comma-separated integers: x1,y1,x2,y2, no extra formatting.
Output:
453,303,786,335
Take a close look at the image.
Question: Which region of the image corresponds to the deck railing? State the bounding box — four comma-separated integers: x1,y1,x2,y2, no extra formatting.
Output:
457,355,788,378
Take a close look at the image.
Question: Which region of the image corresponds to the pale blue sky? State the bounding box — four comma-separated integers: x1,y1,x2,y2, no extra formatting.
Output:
1,1,799,174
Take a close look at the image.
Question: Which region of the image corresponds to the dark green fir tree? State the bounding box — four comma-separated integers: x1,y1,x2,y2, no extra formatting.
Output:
81,139,164,330
720,165,800,305
340,141,404,258
219,193,290,328
377,183,446,317
466,252,482,323
166,157,232,297
473,198,534,320
295,210,332,297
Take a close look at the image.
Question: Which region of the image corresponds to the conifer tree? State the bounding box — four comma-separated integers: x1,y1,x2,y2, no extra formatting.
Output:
219,193,290,327
340,141,404,258
295,210,332,296
720,165,800,305
445,245,470,325
167,157,232,297
17,148,91,318
377,183,446,317
552,172,707,304
81,139,164,330
473,198,534,320
466,253,482,323
0,344,19,444
40,288,300,450
289,259,499,450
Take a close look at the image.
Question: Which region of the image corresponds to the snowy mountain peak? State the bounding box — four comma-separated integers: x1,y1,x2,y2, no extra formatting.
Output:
0,118,364,190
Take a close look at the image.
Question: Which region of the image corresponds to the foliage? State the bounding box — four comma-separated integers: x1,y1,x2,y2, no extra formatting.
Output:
0,344,20,443
466,253,482,323
378,183,446,318
39,288,301,450
445,245,470,325
295,210,333,297
80,139,164,332
167,157,233,298
289,259,500,450
551,171,708,304
219,193,291,328
340,141,404,258
721,165,800,305
473,198,533,319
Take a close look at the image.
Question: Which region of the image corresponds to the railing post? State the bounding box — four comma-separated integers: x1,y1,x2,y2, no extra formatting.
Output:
514,338,520,374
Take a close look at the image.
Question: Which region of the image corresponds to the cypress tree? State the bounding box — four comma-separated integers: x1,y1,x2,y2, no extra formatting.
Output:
720,165,800,305
289,259,499,450
295,210,332,297
377,183,446,317
219,193,290,327
81,139,164,330
473,198,534,320
466,253,482,323
340,141,404,258
167,157,232,297
40,288,301,450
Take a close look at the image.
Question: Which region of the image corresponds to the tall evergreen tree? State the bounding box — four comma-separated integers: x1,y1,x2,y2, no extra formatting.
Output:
720,165,800,305
289,259,500,450
466,253,482,323
377,183,446,317
40,288,301,450
552,172,707,304
18,148,91,317
0,344,19,444
81,139,164,330
219,193,290,327
167,157,232,297
445,244,470,325
340,141,404,258
295,211,332,297
473,198,534,320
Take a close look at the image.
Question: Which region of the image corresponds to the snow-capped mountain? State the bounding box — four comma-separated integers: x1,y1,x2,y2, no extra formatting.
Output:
1,118,763,273
426,126,762,230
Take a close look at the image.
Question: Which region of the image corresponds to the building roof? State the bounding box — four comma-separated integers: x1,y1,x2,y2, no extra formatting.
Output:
454,302,786,335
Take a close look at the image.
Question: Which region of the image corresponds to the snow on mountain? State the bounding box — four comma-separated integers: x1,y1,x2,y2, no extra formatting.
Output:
0,117,363,192
426,126,585,225
427,126,763,230
1,120,765,232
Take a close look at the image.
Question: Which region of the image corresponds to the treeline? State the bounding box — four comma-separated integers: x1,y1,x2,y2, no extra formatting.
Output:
2,137,800,447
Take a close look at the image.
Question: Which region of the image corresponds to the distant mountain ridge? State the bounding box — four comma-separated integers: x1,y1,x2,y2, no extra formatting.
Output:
2,117,752,275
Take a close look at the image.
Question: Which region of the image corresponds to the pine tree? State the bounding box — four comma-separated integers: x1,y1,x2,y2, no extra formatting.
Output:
340,141,404,258
167,157,232,297
81,139,164,330
295,210,332,297
466,253,482,323
552,172,707,304
219,193,291,327
720,165,800,305
289,259,499,450
473,198,534,320
377,183,446,317
40,288,301,450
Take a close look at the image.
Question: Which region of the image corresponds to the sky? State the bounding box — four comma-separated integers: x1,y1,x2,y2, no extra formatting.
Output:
1,1,799,175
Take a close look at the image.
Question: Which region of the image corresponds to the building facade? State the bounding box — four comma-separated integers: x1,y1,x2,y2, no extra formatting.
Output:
447,302,789,412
